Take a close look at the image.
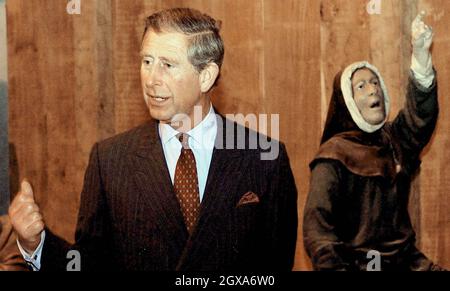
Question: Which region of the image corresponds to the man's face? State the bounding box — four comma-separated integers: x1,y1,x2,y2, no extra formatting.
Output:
351,68,386,125
140,30,208,126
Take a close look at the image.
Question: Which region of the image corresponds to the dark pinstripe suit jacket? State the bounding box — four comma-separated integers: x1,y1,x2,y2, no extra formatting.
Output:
41,115,298,271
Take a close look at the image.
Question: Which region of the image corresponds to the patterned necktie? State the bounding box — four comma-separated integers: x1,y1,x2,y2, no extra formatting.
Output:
174,133,200,234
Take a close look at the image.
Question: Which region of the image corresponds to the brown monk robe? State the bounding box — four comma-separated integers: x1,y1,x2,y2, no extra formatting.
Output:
303,61,444,271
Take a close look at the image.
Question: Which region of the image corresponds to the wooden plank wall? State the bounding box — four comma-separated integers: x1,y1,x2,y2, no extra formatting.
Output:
0,0,8,215
6,0,449,270
417,0,450,268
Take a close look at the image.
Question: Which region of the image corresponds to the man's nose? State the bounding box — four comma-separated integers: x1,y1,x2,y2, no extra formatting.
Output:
144,64,163,88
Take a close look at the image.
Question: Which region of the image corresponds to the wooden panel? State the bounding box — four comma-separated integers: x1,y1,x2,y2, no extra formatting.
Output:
111,0,147,133
0,0,8,215
208,0,264,116
263,0,321,271
7,0,114,241
8,0,67,237
417,0,450,269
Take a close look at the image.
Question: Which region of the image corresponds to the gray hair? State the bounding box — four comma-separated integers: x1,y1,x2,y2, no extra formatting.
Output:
143,7,224,75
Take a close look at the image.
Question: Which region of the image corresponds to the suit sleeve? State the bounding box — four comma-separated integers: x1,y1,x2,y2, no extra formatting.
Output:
41,143,114,271
390,72,438,170
303,160,349,271
270,143,298,270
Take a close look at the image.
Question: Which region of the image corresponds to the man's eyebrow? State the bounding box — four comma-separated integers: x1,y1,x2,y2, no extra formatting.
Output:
138,53,177,63
159,56,178,63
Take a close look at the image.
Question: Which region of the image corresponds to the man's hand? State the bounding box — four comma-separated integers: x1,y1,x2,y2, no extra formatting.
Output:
412,11,433,66
8,180,45,255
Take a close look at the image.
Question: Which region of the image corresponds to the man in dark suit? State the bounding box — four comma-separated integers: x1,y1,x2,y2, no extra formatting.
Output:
8,8,298,271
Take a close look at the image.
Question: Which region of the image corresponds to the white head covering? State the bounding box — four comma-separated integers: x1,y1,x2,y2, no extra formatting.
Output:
340,61,390,133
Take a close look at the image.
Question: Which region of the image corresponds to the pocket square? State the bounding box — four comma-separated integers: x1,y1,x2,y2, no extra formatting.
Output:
236,191,260,207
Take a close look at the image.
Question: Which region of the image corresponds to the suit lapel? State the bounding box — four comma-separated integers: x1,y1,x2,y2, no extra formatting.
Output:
129,120,188,265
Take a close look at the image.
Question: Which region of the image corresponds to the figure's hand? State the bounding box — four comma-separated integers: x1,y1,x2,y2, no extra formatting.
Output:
8,180,45,254
412,11,433,52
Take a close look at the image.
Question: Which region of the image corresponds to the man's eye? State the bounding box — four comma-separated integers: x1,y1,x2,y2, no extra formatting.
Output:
163,62,173,68
143,59,151,65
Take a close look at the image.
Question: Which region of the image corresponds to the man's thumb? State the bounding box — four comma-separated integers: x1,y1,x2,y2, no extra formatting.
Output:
21,180,34,198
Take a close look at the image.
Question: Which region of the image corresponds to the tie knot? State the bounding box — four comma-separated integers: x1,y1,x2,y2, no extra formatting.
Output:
177,133,190,149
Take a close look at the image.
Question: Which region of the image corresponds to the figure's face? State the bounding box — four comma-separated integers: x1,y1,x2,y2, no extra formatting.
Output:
140,30,209,127
352,68,386,125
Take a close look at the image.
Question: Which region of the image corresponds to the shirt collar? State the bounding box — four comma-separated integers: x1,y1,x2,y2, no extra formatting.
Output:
159,105,217,148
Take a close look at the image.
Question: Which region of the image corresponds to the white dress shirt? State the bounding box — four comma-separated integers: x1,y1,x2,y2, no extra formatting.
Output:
17,231,45,271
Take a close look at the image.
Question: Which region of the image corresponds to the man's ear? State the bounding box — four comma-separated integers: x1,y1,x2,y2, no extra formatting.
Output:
199,63,219,93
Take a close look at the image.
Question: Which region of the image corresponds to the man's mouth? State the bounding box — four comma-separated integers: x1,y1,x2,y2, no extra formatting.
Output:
148,94,170,102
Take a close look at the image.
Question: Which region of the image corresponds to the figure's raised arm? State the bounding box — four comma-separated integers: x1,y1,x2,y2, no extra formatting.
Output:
411,11,434,84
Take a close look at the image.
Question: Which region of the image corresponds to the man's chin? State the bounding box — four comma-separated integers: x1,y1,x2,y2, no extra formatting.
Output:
149,114,186,129
148,109,173,123
148,109,194,130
